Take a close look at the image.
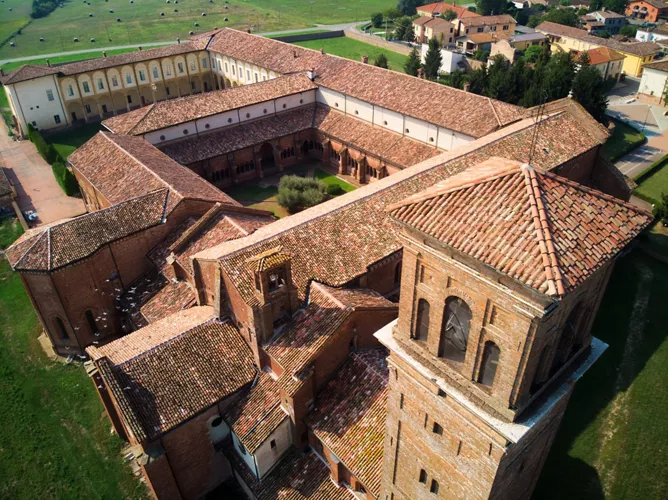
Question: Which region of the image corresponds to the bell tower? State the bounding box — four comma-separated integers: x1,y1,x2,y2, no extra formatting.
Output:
374,158,649,499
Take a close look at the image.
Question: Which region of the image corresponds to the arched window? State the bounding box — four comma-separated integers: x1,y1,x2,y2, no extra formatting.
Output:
54,317,68,340
414,299,430,341
439,297,472,362
530,344,551,394
85,310,99,334
394,262,402,286
551,303,583,374
478,342,500,387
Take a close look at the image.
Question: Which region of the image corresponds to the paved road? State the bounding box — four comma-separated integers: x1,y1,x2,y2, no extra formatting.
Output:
0,22,367,66
0,121,85,226
615,143,665,178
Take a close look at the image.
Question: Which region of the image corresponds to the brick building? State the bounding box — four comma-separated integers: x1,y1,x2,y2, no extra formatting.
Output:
5,29,653,500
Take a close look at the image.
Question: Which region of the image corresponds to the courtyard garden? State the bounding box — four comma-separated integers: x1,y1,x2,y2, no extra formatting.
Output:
602,119,647,162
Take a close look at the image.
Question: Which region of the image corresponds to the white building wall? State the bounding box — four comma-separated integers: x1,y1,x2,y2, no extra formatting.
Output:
275,89,316,112
345,96,374,122
639,67,668,98
437,127,475,151
316,87,346,112
232,431,258,477
373,106,404,134
254,417,292,479
636,29,668,43
9,75,67,132
404,115,432,143
144,120,197,144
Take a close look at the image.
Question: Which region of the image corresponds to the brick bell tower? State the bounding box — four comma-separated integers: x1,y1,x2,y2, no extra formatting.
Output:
374,158,650,500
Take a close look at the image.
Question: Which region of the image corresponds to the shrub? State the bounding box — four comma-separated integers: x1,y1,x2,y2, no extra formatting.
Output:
276,175,327,213
326,184,344,196
657,193,668,226
52,161,80,197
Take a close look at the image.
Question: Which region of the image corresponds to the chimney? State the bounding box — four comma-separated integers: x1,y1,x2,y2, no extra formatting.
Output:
320,48,324,54
293,49,298,59
307,68,315,80
177,37,181,44
138,46,142,51
417,67,424,79
46,59,51,67
601,7,607,12
463,82,470,92
361,55,369,64
102,51,107,58
0,68,4,77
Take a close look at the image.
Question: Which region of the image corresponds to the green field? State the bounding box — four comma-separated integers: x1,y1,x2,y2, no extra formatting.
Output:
0,47,138,74
0,0,393,60
314,167,356,192
633,155,668,206
0,218,23,250
265,29,330,39
536,251,668,499
0,226,147,498
603,119,647,162
0,0,32,48
49,122,105,159
294,36,408,72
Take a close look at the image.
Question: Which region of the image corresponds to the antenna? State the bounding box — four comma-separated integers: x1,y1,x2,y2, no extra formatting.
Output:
528,90,548,166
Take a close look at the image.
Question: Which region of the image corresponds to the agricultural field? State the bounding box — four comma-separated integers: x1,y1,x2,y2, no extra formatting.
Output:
0,47,137,73
0,0,394,60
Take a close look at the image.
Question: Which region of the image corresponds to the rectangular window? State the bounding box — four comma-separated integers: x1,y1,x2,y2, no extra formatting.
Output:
127,95,132,104
153,67,159,78
84,104,91,114
432,422,443,435
177,62,184,73
139,70,146,82
270,439,276,449
399,393,404,409
125,74,132,84
224,62,228,72
503,25,509,30
254,73,258,82
67,85,74,97
166,65,172,76
54,114,61,124
190,61,196,71
46,89,54,101
111,76,119,87
430,480,439,494
247,69,251,81
232,65,235,75
82,81,90,93
201,58,208,68
97,79,104,90
166,86,170,96
191,81,195,90
477,27,484,33
419,469,427,483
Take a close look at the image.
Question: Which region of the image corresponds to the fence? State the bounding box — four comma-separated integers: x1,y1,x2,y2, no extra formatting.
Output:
343,30,412,56
272,30,344,44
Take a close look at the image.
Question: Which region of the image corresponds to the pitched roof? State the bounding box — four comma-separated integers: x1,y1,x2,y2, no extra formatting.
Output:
226,447,353,500
0,167,13,198
103,73,317,136
577,46,626,65
590,9,626,19
306,349,389,497
195,101,610,307
629,0,668,9
88,311,256,442
206,29,524,138
68,132,238,209
417,2,481,18
459,14,516,27
222,371,288,453
422,17,455,33
0,64,58,85
641,58,668,72
8,189,170,272
387,158,652,297
537,21,662,57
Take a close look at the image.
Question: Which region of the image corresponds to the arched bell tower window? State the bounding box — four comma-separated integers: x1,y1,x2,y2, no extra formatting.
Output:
551,303,583,375
54,317,68,340
478,342,500,387
85,310,99,334
414,298,430,341
438,297,472,362
394,262,402,286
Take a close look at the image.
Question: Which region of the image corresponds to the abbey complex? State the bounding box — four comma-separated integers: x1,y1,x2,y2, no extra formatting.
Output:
1,28,652,500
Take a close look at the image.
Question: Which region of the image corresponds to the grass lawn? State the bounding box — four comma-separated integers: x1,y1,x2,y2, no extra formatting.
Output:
314,168,356,193
0,233,146,498
265,29,330,39
294,37,408,72
603,118,646,162
0,0,32,48
0,218,24,250
48,123,105,159
0,87,9,110
536,251,668,499
633,155,668,206
1,0,394,60
0,47,138,74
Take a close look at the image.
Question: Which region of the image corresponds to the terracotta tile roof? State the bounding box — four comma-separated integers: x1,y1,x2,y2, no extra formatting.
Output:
103,73,317,136
206,29,524,138
629,0,668,9
194,101,615,307
8,189,170,271
641,59,668,72
423,17,454,33
0,64,59,85
159,106,315,165
413,16,435,26
222,371,288,453
246,246,292,273
88,312,256,442
387,158,652,296
0,166,13,198
459,14,516,27
306,349,389,497
537,21,662,57
68,132,238,209
417,2,481,18
226,447,353,500
463,32,510,44
577,47,626,65
140,280,196,324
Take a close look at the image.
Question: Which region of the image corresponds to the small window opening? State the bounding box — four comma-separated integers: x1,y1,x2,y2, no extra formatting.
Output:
419,469,427,483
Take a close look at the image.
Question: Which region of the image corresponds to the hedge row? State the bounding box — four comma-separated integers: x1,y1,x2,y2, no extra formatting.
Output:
27,124,79,197
633,153,668,184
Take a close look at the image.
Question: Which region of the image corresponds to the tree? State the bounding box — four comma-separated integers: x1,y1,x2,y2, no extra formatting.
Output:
571,53,608,121
423,37,442,80
442,9,458,21
276,176,327,213
467,65,488,94
394,16,415,42
374,53,389,69
524,44,544,63
405,47,421,76
476,0,508,16
655,193,668,226
542,51,575,101
371,12,383,28
621,24,638,37
603,0,626,13
529,8,579,28
560,0,570,5
384,7,403,20
397,0,424,16
473,48,490,61
598,29,611,39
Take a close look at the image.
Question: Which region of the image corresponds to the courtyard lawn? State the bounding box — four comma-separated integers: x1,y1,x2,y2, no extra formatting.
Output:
0,48,139,74
48,123,105,159
603,119,646,162
0,218,24,250
0,0,394,60
633,155,668,206
535,251,668,500
314,168,356,193
293,37,408,73
0,235,146,498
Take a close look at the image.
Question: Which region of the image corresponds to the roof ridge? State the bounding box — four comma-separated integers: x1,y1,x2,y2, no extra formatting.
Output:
169,203,223,254
310,282,347,310
488,97,503,129
126,104,156,135
13,230,49,270
521,165,565,296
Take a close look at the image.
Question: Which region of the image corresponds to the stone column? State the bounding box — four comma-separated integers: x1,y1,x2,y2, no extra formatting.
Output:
322,140,331,165
125,96,131,112
228,155,238,184
358,156,367,184
339,147,349,175
274,144,283,172
253,147,264,179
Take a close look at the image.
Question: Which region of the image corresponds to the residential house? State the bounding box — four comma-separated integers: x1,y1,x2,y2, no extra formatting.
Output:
537,21,661,76
413,16,456,45
416,1,481,19
626,0,668,22
636,24,668,43
576,47,626,80
582,9,627,35
638,59,668,104
453,14,516,38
